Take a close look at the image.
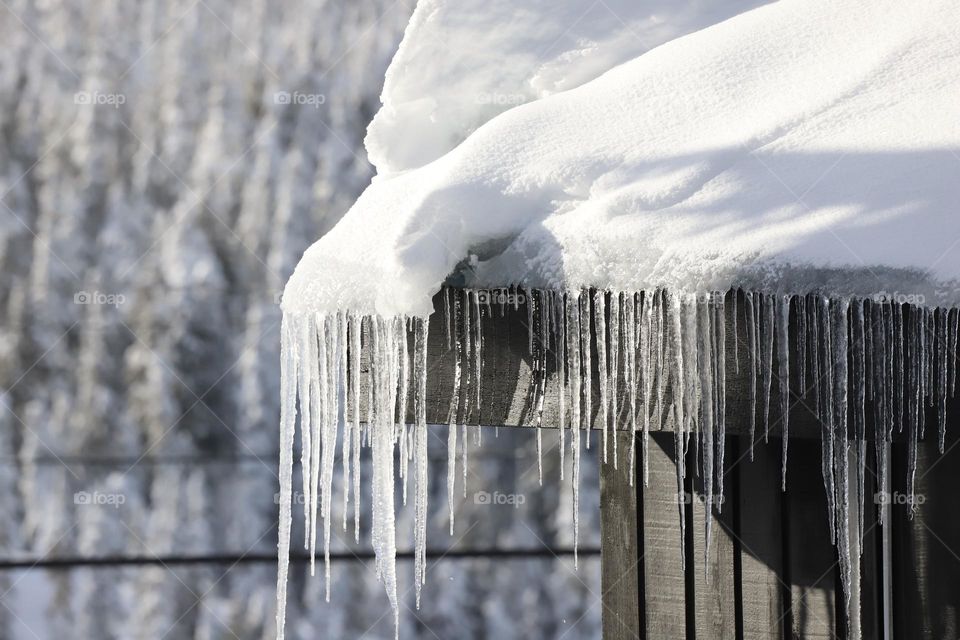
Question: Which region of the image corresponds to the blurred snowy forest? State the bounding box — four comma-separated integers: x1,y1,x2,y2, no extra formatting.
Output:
0,0,600,638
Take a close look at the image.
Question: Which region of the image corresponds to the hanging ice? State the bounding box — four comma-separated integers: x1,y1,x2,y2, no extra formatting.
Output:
277,286,958,640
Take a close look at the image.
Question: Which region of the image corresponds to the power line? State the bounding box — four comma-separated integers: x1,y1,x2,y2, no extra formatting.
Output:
2,448,538,467
0,547,600,571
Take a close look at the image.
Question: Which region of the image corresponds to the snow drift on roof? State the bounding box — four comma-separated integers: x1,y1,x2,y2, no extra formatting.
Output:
285,0,960,318
365,0,771,174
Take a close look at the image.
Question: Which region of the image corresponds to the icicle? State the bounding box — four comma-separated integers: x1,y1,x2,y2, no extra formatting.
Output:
341,315,353,533
447,294,463,535
639,291,654,486
714,294,727,509
568,289,583,447
937,308,948,452
761,294,775,442
819,298,837,543
609,293,621,468
852,300,867,549
557,293,567,480
949,308,959,397
279,285,960,639
745,292,758,458
462,291,472,420
732,288,739,374
580,291,593,452
474,290,483,408
443,287,451,349
905,306,919,512
623,294,637,484
798,294,807,389
698,297,715,566
309,316,324,577
462,420,469,499
889,301,896,434
809,296,822,420
398,318,410,505
595,290,609,463
535,290,549,485
297,315,315,549
414,318,429,608
919,308,928,441
323,315,341,598
527,285,535,355
832,299,853,637
568,291,583,566
893,303,903,433
370,316,399,635
776,296,790,490
276,316,298,640
669,292,688,567
351,316,362,542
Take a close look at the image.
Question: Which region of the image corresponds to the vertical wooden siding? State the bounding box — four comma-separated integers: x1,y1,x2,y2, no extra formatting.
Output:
601,432,960,640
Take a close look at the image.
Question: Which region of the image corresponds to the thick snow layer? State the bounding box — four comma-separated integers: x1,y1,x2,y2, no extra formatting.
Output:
285,0,960,318
365,0,770,174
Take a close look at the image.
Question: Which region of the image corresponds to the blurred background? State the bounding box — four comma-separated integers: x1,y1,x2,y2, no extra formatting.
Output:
0,1,601,637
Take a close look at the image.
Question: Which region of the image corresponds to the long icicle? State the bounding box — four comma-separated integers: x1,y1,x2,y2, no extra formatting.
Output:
276,315,298,640
447,294,462,534
414,317,429,607
745,292,758,459
277,286,960,640
776,295,790,490
569,290,583,566
609,293,621,468
595,290,609,463
298,315,315,551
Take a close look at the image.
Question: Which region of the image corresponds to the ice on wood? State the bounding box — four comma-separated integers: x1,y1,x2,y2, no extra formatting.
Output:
278,284,959,639
277,0,960,636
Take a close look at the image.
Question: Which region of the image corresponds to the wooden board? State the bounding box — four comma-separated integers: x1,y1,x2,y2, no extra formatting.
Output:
691,436,738,640
344,286,960,638
640,433,688,639
355,287,959,440
600,431,642,640
737,439,787,640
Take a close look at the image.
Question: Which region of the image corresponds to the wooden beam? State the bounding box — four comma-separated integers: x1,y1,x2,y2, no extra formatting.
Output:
357,287,955,439
600,431,642,640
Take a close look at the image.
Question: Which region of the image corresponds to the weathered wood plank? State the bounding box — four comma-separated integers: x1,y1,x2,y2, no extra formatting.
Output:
857,445,882,640
891,433,960,640
641,433,687,638
786,439,838,639
738,439,787,640
846,447,863,640
692,436,738,640
600,431,641,640
356,287,957,440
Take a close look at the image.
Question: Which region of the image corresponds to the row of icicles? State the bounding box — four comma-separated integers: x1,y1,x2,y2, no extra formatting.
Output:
277,287,958,639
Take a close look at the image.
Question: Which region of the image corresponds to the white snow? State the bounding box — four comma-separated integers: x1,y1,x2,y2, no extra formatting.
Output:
278,1,960,638
365,0,771,174
285,0,960,319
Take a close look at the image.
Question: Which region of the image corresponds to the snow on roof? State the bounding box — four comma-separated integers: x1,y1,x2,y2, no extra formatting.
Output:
284,0,960,318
